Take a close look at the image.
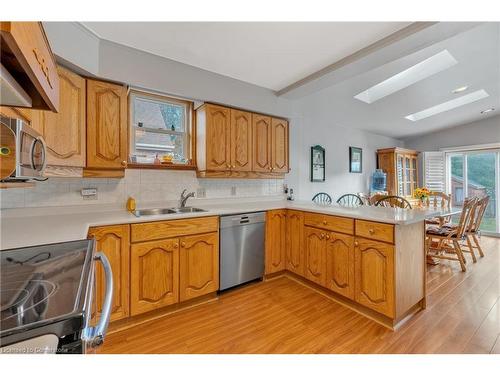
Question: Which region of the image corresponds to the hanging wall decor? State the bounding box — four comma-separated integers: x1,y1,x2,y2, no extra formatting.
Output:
349,146,362,173
311,145,325,182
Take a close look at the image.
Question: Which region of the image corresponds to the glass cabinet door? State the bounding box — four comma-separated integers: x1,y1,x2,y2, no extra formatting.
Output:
397,155,404,196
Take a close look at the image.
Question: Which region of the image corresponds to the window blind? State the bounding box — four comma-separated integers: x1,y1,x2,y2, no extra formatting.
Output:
423,151,445,192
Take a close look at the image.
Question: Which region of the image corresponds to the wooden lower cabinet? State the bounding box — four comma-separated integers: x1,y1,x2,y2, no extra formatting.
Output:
88,225,130,322
285,210,304,275
179,232,219,302
354,237,395,317
325,232,355,299
265,209,287,274
303,226,326,286
130,239,179,316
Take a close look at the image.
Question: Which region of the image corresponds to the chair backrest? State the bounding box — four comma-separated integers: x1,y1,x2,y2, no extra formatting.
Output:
337,193,364,207
456,197,478,237
374,195,412,209
312,192,332,205
369,193,387,206
468,195,490,232
357,193,371,206
426,191,451,209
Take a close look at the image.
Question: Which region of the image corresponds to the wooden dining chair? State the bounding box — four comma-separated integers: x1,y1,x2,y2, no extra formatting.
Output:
312,192,332,205
369,192,387,206
426,197,477,271
336,193,364,207
424,192,452,226
443,195,490,261
357,193,371,206
374,195,412,209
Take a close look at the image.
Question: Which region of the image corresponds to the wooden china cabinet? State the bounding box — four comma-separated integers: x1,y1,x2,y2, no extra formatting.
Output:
377,147,420,199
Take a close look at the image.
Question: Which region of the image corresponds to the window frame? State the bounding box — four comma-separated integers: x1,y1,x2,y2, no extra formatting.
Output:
128,89,196,170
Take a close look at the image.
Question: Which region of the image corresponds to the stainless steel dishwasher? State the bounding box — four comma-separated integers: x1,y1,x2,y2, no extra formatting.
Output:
219,212,266,291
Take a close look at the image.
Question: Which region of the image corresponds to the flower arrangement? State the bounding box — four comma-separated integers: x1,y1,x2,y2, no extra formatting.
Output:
414,187,430,200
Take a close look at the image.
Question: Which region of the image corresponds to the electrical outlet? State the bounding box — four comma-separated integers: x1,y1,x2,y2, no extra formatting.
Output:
81,187,97,200
196,187,206,198
231,186,237,196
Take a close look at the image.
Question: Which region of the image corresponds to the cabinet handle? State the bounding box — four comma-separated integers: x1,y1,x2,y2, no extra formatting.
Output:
121,160,127,167
180,242,186,247
354,241,359,247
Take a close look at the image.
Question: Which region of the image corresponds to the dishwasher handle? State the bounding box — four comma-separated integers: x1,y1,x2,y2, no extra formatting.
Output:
220,212,266,228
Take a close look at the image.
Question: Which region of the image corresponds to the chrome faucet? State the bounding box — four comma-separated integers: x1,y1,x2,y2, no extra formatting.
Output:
179,189,195,208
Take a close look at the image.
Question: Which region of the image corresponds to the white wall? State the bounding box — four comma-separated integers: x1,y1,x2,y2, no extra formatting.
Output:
404,114,500,151
289,96,403,201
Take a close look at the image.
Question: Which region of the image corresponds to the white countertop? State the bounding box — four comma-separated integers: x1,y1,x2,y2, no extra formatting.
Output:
0,198,459,250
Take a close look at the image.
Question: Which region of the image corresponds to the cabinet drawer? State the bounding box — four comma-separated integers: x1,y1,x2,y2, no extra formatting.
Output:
131,216,219,243
355,220,394,244
304,212,354,234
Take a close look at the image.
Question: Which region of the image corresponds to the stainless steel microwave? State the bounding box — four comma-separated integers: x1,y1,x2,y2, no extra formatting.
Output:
0,114,47,180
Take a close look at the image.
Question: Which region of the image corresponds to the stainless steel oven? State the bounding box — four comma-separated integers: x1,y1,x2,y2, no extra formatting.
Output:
0,114,46,180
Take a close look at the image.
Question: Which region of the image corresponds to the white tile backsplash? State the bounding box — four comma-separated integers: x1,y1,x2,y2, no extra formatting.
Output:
0,170,284,209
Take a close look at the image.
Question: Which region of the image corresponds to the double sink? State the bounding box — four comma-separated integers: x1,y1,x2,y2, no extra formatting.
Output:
132,207,207,217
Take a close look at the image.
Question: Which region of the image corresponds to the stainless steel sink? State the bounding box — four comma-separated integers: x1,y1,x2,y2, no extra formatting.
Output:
170,207,207,214
132,207,206,217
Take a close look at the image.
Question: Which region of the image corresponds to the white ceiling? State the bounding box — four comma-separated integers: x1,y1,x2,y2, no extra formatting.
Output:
299,22,500,139
81,22,410,91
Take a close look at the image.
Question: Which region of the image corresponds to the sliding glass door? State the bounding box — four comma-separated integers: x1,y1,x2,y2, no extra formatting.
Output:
447,150,499,234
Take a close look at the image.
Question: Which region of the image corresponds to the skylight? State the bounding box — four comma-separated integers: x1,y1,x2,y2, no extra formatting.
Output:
354,50,458,104
405,89,490,122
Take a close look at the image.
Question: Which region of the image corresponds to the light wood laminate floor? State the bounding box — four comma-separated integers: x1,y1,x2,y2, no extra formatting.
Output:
99,237,500,354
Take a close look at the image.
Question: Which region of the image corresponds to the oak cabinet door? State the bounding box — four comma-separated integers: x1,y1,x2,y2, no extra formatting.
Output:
130,239,179,316
303,226,326,286
34,66,86,167
88,225,130,322
325,232,355,299
271,118,288,173
86,79,128,169
265,209,287,274
252,114,272,172
206,104,231,171
179,232,219,301
286,210,304,275
354,238,395,317
230,109,252,171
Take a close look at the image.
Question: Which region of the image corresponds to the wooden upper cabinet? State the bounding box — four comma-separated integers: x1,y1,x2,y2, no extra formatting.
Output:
230,109,252,171
271,118,288,172
285,210,304,276
303,226,326,286
30,66,86,167
130,238,179,316
0,22,59,111
86,79,128,170
354,237,395,317
205,104,231,171
252,114,272,172
265,209,287,274
88,225,130,322
179,232,219,302
325,232,355,300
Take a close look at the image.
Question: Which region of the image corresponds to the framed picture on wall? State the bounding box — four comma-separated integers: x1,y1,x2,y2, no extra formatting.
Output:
349,147,362,173
311,145,325,182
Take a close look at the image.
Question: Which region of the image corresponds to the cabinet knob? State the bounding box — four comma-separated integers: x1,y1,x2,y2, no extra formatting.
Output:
268,167,272,170
173,243,179,249
323,220,327,225
369,228,375,234
232,165,236,168
326,234,330,240
121,160,127,167
227,164,231,169
181,241,186,247
354,241,359,247
320,233,325,239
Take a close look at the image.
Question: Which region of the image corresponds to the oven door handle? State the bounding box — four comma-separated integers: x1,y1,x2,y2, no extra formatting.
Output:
85,252,114,348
